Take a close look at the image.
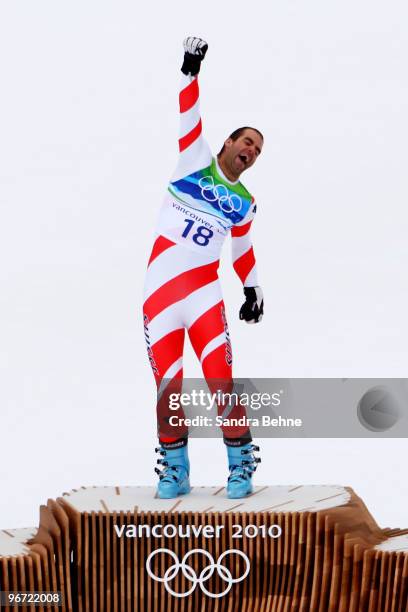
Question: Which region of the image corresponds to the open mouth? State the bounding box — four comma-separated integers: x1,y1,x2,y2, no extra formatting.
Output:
238,154,249,165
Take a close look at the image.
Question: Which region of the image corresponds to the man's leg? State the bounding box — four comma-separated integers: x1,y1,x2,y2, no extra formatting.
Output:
144,237,220,442
186,286,260,498
187,291,251,441
143,239,192,498
143,239,221,496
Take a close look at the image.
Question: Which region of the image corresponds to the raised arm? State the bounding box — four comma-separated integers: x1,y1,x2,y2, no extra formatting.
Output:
172,37,212,182
232,202,264,323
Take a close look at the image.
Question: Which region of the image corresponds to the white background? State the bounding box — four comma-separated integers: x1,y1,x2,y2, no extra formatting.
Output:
1,1,407,529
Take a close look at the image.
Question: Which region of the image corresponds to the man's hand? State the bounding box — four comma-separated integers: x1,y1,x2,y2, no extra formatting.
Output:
181,37,208,76
239,287,264,324
183,37,208,57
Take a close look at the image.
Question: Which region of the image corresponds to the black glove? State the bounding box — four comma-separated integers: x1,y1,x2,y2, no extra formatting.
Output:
181,37,208,76
239,287,264,324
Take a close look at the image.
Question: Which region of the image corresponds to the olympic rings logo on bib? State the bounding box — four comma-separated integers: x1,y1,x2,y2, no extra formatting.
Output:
146,547,250,598
199,175,243,214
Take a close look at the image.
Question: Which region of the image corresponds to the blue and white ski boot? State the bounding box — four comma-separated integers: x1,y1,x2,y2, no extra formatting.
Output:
155,444,191,499
226,443,261,499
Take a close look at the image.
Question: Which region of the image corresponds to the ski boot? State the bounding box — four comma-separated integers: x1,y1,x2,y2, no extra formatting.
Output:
155,444,191,499
226,443,261,499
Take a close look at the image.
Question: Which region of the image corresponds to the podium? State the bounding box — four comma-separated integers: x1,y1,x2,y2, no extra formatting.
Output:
1,485,407,610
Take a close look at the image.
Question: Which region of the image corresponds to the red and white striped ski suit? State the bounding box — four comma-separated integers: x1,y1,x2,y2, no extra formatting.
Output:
143,73,259,442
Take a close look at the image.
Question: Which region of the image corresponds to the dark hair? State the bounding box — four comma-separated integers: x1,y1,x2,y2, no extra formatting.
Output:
218,126,264,156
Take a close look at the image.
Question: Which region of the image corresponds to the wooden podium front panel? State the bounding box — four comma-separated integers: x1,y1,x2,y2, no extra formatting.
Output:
1,488,407,610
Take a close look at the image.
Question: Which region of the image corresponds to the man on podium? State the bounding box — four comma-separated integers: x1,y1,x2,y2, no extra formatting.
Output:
143,37,264,499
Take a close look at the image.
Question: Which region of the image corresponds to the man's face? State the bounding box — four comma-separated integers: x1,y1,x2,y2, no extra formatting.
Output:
222,128,263,177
